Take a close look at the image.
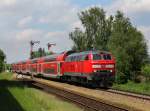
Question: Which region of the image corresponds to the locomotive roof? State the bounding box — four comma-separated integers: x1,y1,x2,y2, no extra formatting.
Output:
67,50,111,57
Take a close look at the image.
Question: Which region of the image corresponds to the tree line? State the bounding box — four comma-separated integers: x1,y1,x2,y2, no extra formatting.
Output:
0,49,5,72
69,7,149,83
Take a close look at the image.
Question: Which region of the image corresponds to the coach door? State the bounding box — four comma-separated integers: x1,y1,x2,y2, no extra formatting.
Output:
38,64,42,74
57,62,61,76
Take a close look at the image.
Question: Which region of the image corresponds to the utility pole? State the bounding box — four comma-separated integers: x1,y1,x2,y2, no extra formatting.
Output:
30,40,40,59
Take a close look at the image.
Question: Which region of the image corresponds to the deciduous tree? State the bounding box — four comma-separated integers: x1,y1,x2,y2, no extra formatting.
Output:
108,11,148,83
0,49,5,72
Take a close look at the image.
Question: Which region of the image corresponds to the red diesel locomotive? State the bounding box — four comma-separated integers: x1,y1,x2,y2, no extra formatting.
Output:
12,50,115,87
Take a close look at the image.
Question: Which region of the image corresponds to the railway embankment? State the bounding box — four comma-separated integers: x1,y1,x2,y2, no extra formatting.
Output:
16,73,150,111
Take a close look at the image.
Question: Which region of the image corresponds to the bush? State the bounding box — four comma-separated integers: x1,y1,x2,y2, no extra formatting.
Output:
134,76,142,83
116,72,128,84
141,64,150,82
130,71,142,83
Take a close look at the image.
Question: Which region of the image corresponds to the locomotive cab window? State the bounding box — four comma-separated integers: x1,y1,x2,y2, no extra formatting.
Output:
93,53,112,60
103,54,111,60
93,54,102,60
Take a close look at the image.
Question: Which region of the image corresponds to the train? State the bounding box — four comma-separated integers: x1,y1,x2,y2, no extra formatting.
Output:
12,50,115,87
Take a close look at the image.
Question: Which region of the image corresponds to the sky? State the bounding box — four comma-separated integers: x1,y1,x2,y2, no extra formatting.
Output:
0,0,150,63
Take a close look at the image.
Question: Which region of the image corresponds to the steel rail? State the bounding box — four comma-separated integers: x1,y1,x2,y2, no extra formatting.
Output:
103,88,150,101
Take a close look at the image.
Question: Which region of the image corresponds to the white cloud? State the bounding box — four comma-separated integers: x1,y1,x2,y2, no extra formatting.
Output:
70,20,83,29
37,0,79,30
46,31,66,38
0,0,17,6
44,31,73,52
16,29,44,42
107,0,150,14
18,16,32,28
139,26,150,38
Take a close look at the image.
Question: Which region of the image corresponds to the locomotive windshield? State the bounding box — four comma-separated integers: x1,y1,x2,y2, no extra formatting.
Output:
103,54,111,60
93,54,102,60
93,53,111,60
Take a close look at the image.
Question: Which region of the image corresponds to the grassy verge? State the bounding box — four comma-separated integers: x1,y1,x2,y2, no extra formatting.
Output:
0,72,82,111
112,80,150,95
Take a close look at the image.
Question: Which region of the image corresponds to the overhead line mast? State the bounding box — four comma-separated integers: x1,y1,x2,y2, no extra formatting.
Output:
30,40,40,59
47,43,56,51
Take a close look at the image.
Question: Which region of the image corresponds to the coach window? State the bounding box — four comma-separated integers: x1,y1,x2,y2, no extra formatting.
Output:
75,56,78,61
73,56,76,61
81,55,85,60
66,57,69,62
76,55,80,61
68,57,71,62
70,56,73,61
71,56,73,61
69,57,72,61
79,55,82,61
76,56,78,61
74,56,77,61
67,57,70,61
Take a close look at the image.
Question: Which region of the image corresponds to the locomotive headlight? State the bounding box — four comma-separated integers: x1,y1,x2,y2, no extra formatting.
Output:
92,65,102,68
94,70,97,72
105,64,114,68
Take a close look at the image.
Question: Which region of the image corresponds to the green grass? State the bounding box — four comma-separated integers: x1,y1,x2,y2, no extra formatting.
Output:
0,72,13,80
0,72,82,111
112,81,150,95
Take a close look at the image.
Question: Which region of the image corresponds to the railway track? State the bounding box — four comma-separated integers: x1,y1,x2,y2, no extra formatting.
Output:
17,75,128,111
106,88,150,101
16,74,150,111
32,82,128,111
